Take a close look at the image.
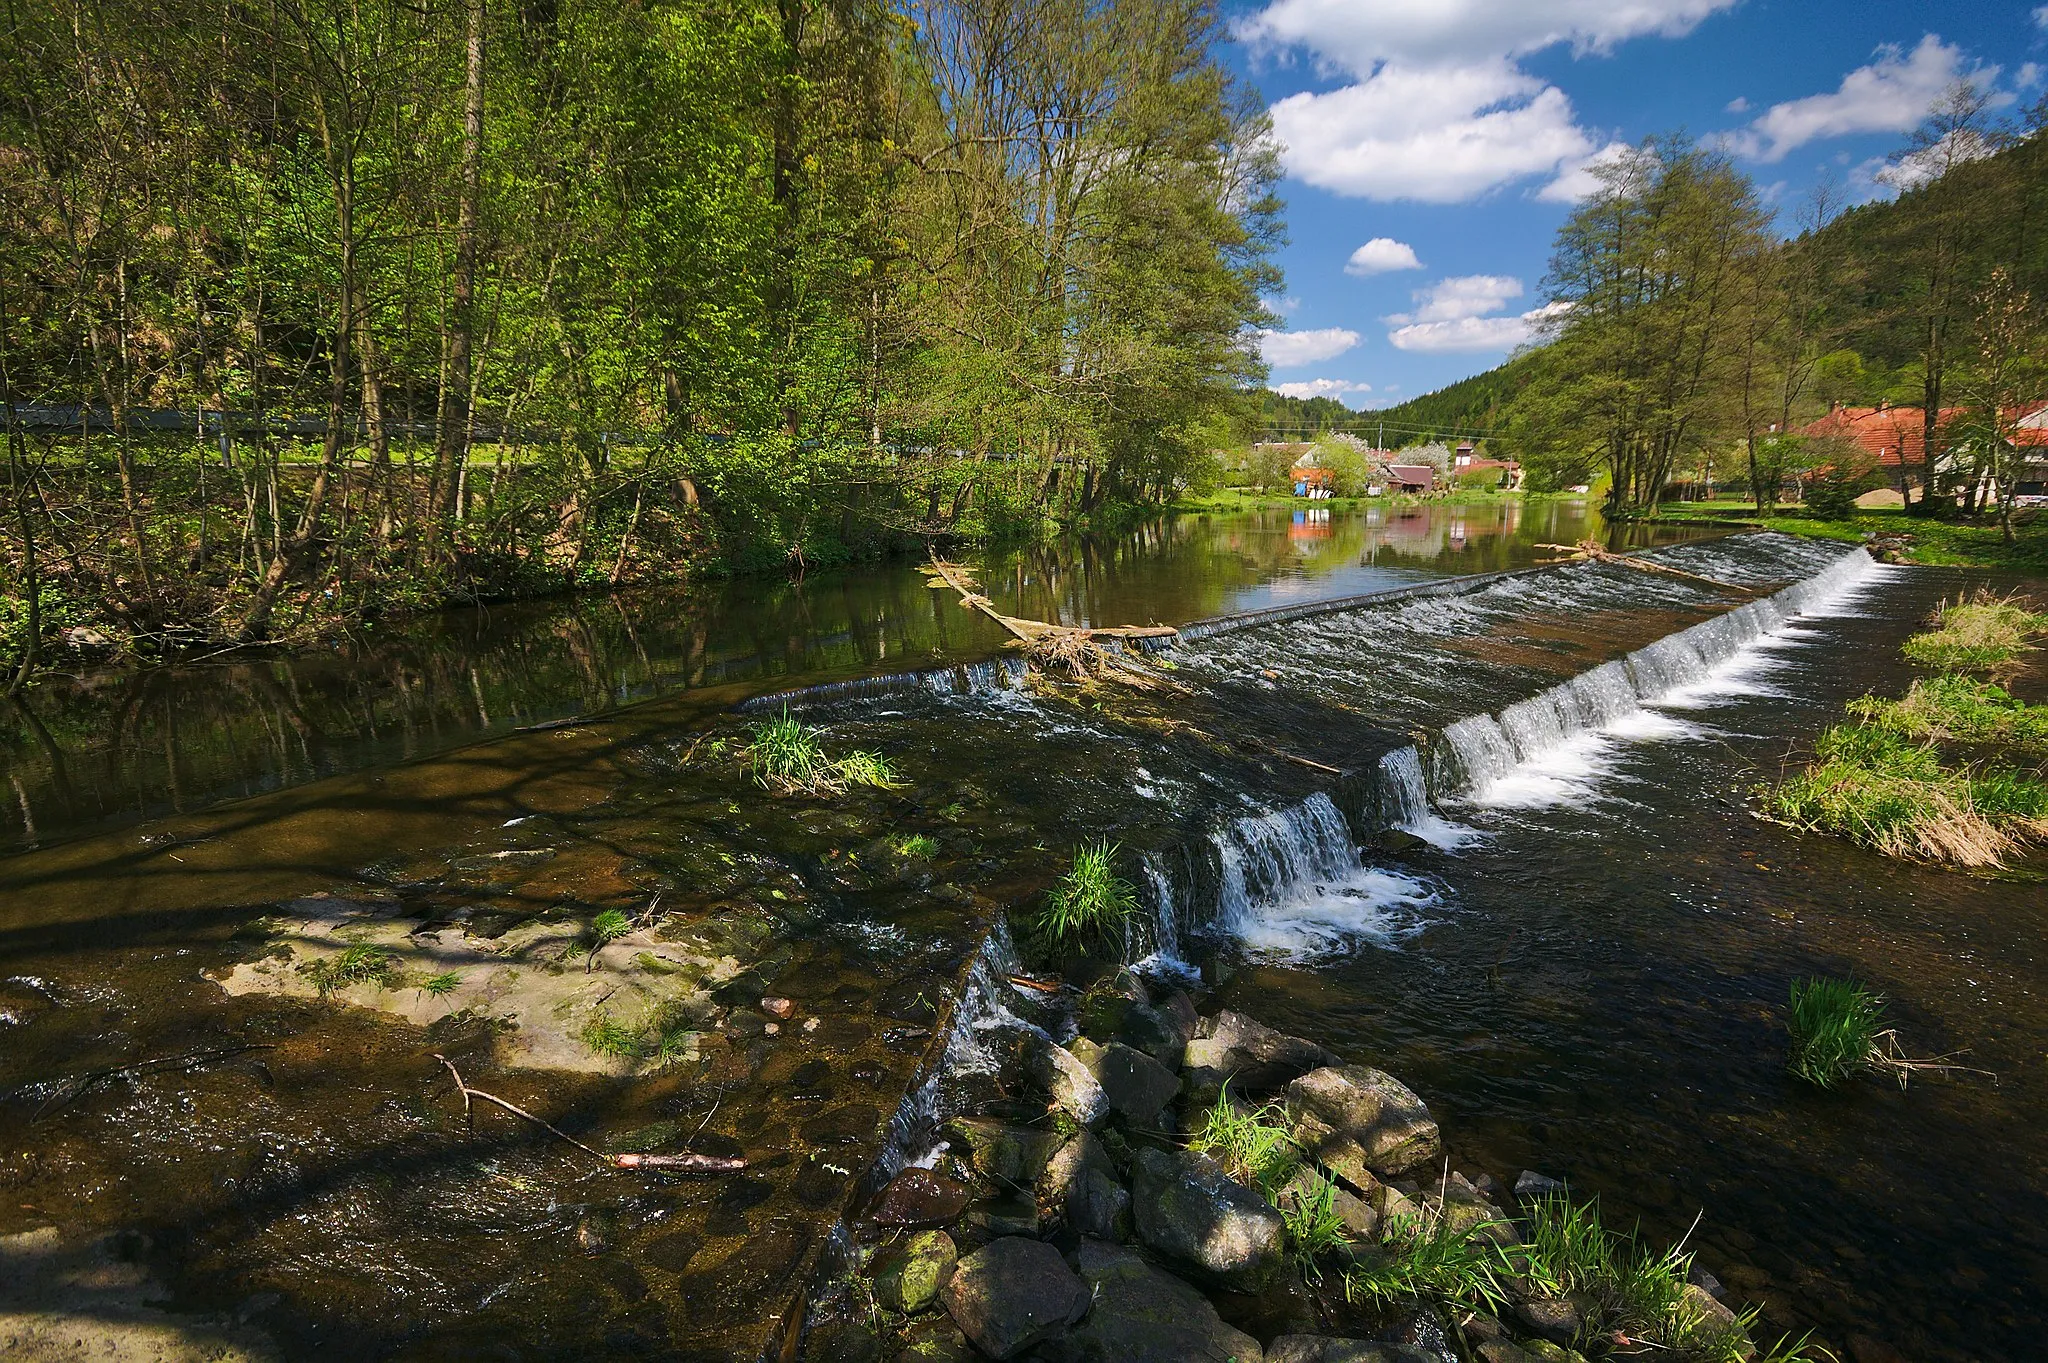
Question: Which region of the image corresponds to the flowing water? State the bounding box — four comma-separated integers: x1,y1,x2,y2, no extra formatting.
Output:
2,516,2039,1362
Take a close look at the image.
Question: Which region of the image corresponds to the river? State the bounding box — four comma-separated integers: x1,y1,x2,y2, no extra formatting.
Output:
0,505,2038,1363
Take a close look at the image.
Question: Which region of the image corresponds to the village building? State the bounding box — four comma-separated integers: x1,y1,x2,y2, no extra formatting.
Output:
1796,401,2048,506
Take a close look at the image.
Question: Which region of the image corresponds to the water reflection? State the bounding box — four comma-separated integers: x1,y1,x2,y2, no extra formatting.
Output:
0,501,1698,854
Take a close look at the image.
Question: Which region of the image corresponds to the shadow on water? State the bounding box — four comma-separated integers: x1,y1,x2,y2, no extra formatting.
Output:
0,501,1699,857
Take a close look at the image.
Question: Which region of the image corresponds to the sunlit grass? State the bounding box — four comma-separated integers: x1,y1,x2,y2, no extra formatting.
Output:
1343,1210,1512,1314
744,710,905,795
1187,1086,1298,1193
1849,675,2048,756
1787,977,1887,1088
1277,1170,1350,1279
1034,839,1137,949
302,943,399,996
581,1012,637,1059
834,748,905,790
894,833,939,859
419,971,462,998
1901,591,2048,675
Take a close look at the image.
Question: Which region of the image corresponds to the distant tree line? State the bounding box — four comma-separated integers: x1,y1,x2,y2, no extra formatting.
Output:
0,0,1278,681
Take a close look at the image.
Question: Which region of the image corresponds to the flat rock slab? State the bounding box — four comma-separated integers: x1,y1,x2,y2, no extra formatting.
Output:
1286,1066,1441,1177
1037,1240,1264,1363
941,1237,1089,1360
1184,1011,1338,1096
209,894,742,1073
871,1169,973,1227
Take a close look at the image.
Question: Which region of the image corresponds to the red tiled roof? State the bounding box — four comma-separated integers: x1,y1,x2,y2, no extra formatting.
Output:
1799,404,2048,464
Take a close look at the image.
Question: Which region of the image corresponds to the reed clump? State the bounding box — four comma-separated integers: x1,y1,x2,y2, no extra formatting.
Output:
1849,674,2048,757
1901,590,2048,675
1762,724,2048,867
1786,976,1887,1088
745,710,904,795
1187,1088,1299,1192
1033,839,1137,948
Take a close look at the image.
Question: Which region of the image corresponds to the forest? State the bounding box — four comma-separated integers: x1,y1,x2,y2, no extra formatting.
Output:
0,0,1279,679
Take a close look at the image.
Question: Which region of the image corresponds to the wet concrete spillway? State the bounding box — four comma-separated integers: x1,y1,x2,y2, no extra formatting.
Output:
2,520,2041,1363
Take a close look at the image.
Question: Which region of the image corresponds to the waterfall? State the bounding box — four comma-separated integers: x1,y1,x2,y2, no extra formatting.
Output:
1373,747,1479,849
1432,547,1876,805
739,656,1027,713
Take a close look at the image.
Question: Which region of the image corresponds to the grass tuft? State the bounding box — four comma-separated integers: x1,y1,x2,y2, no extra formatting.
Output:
745,710,907,795
894,833,939,859
1901,591,2048,675
302,943,400,996
1276,1171,1351,1279
1187,1087,1299,1193
581,1012,638,1059
834,749,905,790
1787,976,1886,1088
1343,1210,1511,1313
1849,674,2048,757
419,971,462,998
1034,839,1137,949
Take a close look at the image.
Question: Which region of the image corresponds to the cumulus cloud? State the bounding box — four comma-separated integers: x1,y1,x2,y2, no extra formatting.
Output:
1725,96,1750,113
1345,238,1424,276
1538,140,1637,202
1259,327,1363,367
1273,378,1375,402
1383,278,1563,353
1716,36,1984,162
1243,0,1737,200
1385,275,1525,325
2019,63,2043,90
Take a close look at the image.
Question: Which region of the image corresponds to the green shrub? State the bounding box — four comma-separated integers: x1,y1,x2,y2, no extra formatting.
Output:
1034,839,1137,949
1786,976,1887,1088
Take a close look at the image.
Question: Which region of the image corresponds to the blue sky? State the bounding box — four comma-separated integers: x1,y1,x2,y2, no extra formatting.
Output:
1231,1,2048,416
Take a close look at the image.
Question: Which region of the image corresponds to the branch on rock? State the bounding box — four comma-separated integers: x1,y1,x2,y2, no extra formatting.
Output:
1534,541,1756,592
923,554,1180,689
432,1053,745,1175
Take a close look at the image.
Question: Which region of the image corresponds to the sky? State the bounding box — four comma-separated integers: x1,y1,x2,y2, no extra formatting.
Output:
1232,0,2048,419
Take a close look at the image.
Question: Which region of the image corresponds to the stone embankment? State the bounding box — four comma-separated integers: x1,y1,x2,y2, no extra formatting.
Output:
814,975,1754,1363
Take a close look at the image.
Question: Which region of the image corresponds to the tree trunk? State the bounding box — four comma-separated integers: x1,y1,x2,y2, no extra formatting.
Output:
429,0,485,550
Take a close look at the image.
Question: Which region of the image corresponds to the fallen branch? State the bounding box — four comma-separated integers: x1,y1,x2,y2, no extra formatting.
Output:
1534,541,1756,592
925,553,1180,690
432,1053,746,1174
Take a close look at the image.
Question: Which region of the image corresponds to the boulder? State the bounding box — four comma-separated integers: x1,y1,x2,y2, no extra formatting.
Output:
940,1237,1090,1360
1285,1067,1440,1177
895,1319,974,1362
875,1231,957,1314
1291,1124,1381,1200
1183,1011,1339,1097
964,1196,1040,1239
1516,1344,1591,1363
943,1118,1062,1188
871,1169,973,1227
1042,1042,1112,1126
1513,1170,1565,1205
1158,991,1200,1044
1265,1338,1437,1363
1040,1133,1131,1241
1130,1146,1285,1291
1036,1240,1265,1363
1473,1341,1541,1363
1514,1298,1581,1346
1080,994,1193,1068
1680,1283,1742,1335
1072,1038,1180,1125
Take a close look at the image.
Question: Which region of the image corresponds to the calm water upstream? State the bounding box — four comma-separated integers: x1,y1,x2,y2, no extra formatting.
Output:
1,522,2037,1363
0,499,1690,855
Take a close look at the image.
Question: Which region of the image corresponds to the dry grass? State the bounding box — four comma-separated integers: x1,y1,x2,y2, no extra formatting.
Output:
1901,590,2048,676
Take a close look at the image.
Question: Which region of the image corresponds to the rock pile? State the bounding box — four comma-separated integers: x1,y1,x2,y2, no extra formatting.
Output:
812,972,1754,1363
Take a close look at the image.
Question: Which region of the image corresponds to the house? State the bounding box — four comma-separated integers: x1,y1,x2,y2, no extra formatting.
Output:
1799,401,2048,503
1287,448,1336,496
1386,464,1435,494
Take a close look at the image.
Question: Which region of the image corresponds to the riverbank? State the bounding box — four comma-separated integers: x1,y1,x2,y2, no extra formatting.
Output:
1652,503,2048,573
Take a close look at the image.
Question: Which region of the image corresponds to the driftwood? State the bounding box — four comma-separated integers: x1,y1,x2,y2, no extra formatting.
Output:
433,1053,745,1175
922,555,1179,689
1535,541,1756,592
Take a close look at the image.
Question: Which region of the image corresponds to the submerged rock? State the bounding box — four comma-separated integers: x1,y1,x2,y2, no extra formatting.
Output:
1182,1011,1338,1097
1040,1132,1131,1241
940,1237,1089,1360
1129,1147,1285,1290
875,1230,957,1314
1285,1066,1441,1177
1266,1338,1437,1363
943,1118,1062,1188
872,1169,973,1228
1036,1240,1264,1363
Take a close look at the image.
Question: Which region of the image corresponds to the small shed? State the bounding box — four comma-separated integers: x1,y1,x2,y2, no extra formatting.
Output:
1386,464,1435,494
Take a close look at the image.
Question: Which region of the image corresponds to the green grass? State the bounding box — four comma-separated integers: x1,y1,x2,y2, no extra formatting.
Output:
1343,1210,1512,1314
744,710,906,795
649,1001,699,1064
1849,675,2048,756
1187,1088,1300,1193
587,908,632,948
1652,502,2048,573
1277,1171,1351,1279
1034,839,1138,949
1787,977,1887,1088
301,943,400,996
894,833,939,859
1901,592,2048,675
419,971,462,998
581,1012,638,1059
1763,723,2037,867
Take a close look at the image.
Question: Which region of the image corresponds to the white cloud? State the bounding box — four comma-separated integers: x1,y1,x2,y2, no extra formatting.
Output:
1345,238,1424,276
1386,275,1525,325
1538,140,1637,202
1273,378,1375,402
1271,61,1595,202
1873,127,2002,193
2036,5,2048,29
1717,36,1983,162
2020,63,2043,90
1244,0,1737,201
1259,327,1363,367
1388,301,1569,353
1725,96,1749,113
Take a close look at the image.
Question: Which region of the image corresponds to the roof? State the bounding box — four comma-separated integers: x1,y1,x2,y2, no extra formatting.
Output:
1386,465,1436,485
1799,404,2048,465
